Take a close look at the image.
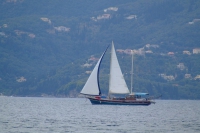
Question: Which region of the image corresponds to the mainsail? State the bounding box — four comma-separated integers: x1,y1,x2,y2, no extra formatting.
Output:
108,42,130,94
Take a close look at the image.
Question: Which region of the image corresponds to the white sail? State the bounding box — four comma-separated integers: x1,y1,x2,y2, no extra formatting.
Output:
109,41,130,94
80,50,107,95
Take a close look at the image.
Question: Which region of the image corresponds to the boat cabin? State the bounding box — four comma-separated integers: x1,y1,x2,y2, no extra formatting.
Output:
126,93,149,100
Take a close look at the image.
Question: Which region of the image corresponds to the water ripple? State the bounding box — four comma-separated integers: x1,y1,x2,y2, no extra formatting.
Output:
0,97,200,133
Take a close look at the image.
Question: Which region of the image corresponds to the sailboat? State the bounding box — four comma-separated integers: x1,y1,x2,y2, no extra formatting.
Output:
80,41,154,105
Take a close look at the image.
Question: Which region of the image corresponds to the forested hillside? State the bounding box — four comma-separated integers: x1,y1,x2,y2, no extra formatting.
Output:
0,0,200,99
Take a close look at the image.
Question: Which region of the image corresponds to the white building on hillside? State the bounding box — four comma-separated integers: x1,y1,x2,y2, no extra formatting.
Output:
177,63,185,70
183,50,191,55
194,75,200,80
97,14,111,20
193,48,200,54
104,7,118,12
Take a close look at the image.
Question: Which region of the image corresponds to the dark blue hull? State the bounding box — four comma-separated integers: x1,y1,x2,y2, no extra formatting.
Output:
88,98,151,106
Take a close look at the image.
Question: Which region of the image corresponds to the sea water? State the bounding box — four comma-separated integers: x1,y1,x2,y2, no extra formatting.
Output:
0,96,200,133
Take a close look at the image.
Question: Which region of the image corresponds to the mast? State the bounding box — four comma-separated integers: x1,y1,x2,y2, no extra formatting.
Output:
130,50,134,94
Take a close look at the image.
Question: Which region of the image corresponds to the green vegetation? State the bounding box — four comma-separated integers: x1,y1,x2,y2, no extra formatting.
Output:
0,0,200,99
